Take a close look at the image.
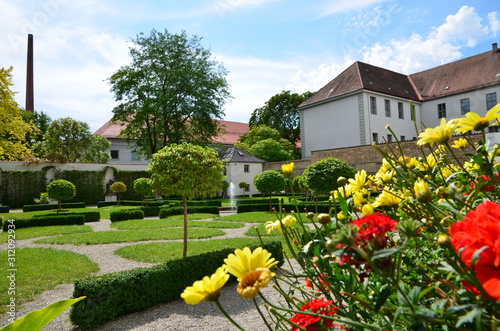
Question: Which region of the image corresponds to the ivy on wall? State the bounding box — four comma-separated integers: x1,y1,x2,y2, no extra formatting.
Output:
57,170,107,204
1,170,46,208
115,170,149,201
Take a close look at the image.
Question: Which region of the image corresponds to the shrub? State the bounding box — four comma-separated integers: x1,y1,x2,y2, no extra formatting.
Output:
0,206,10,213
235,203,331,213
109,209,144,222
3,215,85,231
186,200,222,207
32,211,100,222
236,198,280,205
22,202,86,212
140,206,160,217
110,182,127,205
159,206,220,219
70,241,283,329
47,179,76,212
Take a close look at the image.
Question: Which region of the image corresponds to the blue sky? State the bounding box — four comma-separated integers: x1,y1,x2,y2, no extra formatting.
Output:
1,0,498,132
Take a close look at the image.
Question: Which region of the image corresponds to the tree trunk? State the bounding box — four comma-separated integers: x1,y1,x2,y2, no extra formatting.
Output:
182,196,188,259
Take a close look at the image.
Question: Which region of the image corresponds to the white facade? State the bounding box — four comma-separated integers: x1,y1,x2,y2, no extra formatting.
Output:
107,139,149,165
224,161,263,196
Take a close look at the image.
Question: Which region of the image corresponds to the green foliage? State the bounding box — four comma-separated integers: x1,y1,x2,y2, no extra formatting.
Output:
109,209,144,222
0,225,92,243
236,125,294,162
22,202,86,212
249,90,314,145
133,177,153,205
0,67,39,160
3,215,85,231
110,182,127,193
0,206,9,213
33,117,110,163
33,192,50,204
47,179,76,212
249,138,293,162
159,206,220,218
58,169,106,204
115,170,149,200
1,170,46,208
108,29,231,157
303,157,357,195
32,211,100,222
253,170,286,195
69,241,283,329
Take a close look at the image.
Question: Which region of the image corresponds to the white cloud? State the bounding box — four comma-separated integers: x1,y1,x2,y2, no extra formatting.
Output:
489,12,500,36
320,0,391,16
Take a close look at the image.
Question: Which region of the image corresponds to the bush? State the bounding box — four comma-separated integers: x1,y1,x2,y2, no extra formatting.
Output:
97,200,169,208
186,200,222,207
236,203,331,213
70,241,283,329
22,202,86,212
3,214,85,231
109,209,144,222
236,198,280,205
32,211,100,222
159,206,220,219
140,206,160,217
0,206,9,213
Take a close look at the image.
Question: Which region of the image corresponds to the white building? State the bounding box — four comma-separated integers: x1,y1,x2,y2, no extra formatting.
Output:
299,44,500,159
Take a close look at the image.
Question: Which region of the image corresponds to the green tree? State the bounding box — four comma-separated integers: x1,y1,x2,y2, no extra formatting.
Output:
303,157,357,196
108,29,231,158
47,179,76,213
148,142,225,258
0,67,39,160
249,90,314,145
235,125,294,162
110,182,127,205
22,110,52,145
133,177,153,206
33,117,111,163
253,170,286,210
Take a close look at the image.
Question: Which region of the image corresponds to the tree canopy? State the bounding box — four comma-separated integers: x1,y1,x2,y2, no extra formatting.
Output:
303,157,357,195
235,125,294,162
249,90,314,145
0,67,39,160
108,29,231,158
33,117,111,163
47,179,76,213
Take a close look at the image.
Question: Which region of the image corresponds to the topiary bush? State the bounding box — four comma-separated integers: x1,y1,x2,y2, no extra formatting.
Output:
47,179,76,213
159,206,220,218
109,209,144,222
110,182,127,205
3,214,85,231
303,157,357,195
32,211,100,222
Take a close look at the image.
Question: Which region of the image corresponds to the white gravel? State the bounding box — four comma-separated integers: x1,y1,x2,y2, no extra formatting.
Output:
0,216,298,330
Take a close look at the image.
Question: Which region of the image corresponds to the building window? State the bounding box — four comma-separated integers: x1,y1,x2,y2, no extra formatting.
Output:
487,93,497,110
410,103,415,121
385,99,391,117
400,135,405,141
244,165,249,173
438,103,446,118
244,185,250,192
460,98,470,114
398,102,404,119
370,96,377,115
372,132,378,144
489,126,500,133
387,134,393,142
110,150,119,159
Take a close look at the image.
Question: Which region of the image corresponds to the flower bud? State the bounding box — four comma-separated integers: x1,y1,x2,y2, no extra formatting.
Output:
317,213,331,225
337,176,347,187
414,180,432,202
437,234,450,247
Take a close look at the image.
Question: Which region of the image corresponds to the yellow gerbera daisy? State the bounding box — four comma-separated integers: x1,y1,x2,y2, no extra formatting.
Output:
451,138,467,150
455,103,500,133
417,118,457,146
237,268,273,299
346,169,367,193
224,247,278,281
281,162,294,178
181,266,229,305
373,189,403,208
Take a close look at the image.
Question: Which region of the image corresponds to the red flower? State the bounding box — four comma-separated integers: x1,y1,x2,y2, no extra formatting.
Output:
350,212,397,249
449,200,500,300
289,297,343,330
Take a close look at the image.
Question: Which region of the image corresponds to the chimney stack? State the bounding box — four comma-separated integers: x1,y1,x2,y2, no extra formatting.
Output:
493,43,498,54
25,34,34,112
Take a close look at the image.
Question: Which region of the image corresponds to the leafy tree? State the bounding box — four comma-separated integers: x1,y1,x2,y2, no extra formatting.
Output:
235,125,294,162
148,142,225,258
110,182,127,205
249,90,314,145
108,29,231,158
21,110,52,145
253,170,286,210
133,177,153,206
47,179,76,213
239,181,249,194
249,138,292,162
33,117,111,163
0,67,39,160
303,157,357,196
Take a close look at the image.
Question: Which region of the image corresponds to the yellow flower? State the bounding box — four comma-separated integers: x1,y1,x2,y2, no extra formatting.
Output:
353,189,369,205
181,266,229,305
398,156,418,168
346,170,367,193
361,203,375,215
264,215,296,233
417,118,457,146
373,189,403,208
336,211,346,220
281,162,294,178
414,180,432,202
224,247,278,281
455,103,500,133
237,268,273,299
451,138,467,150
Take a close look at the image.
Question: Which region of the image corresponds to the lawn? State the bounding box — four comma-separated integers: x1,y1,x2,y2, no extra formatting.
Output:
111,218,244,230
0,225,93,243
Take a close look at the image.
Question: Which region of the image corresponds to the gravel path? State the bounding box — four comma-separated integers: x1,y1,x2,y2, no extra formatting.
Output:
0,215,298,330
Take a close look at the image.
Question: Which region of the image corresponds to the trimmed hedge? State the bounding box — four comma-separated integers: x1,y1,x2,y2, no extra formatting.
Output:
22,202,86,212
2,214,85,231
0,206,9,213
70,241,283,329
97,200,169,208
236,198,280,205
140,206,160,217
109,209,145,222
32,211,100,223
236,203,332,213
186,200,222,207
159,206,220,219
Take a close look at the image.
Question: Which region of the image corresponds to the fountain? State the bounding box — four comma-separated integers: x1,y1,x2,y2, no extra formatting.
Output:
219,182,237,214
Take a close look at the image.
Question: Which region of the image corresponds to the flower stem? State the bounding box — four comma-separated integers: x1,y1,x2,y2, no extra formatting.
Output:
214,299,247,331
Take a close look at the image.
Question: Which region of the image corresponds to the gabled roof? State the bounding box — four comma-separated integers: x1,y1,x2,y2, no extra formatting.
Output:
218,147,265,163
299,46,500,108
94,119,249,145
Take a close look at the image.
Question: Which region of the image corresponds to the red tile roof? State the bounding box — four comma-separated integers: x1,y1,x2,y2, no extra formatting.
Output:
300,46,500,108
94,119,249,145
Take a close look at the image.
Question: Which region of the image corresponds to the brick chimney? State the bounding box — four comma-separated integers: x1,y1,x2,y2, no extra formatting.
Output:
493,43,498,54
25,34,34,112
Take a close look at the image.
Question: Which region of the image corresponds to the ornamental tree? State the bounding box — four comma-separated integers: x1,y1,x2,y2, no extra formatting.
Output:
133,177,153,206
110,182,127,205
303,157,357,196
148,142,225,258
46,179,76,213
253,170,286,210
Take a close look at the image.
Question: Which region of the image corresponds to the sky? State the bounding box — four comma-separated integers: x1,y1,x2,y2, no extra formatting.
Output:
0,0,499,133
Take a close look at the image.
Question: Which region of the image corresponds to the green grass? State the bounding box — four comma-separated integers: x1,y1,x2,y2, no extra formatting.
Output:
0,248,99,313
216,211,311,224
114,238,280,263
111,218,244,230
0,225,93,243
0,206,140,221
33,228,225,245
164,213,224,221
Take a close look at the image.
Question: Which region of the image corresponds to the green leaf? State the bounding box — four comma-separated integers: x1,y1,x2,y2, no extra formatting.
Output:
374,284,392,312
371,247,401,260
456,307,483,327
1,296,85,331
